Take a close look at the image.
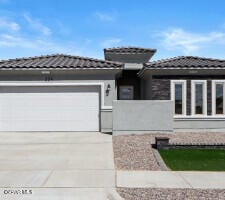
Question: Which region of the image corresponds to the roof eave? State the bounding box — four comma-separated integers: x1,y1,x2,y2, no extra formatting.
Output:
138,66,225,78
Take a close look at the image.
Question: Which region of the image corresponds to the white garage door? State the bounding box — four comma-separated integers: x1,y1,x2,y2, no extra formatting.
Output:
0,86,100,131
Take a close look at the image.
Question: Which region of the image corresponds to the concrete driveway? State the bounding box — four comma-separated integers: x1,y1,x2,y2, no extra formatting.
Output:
0,132,122,200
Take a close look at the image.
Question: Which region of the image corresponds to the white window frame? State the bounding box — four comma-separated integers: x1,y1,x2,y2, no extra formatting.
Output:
212,80,225,116
191,80,207,116
171,80,187,116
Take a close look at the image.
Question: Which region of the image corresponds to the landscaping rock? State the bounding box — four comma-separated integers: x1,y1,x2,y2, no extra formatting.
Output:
113,132,225,170
117,188,225,200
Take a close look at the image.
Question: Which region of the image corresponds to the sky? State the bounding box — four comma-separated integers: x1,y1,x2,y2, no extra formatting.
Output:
0,0,225,60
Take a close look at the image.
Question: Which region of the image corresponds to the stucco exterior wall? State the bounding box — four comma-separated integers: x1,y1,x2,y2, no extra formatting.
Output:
142,76,152,100
104,53,154,63
101,110,112,132
0,70,120,132
113,100,173,135
143,75,225,116
0,70,119,107
141,74,225,132
174,118,225,132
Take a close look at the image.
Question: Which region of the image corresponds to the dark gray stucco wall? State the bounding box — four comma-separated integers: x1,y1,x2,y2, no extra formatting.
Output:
105,52,154,63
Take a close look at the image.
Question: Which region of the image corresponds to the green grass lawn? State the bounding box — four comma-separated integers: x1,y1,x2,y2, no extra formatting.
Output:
159,149,225,171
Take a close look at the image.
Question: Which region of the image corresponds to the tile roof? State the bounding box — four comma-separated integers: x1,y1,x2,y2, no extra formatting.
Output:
0,54,123,70
104,46,157,54
144,56,225,69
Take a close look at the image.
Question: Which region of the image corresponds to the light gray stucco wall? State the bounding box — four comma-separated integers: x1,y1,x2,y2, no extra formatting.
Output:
101,110,113,132
0,70,119,107
141,72,225,132
174,118,225,132
124,63,143,70
0,70,121,132
113,100,173,135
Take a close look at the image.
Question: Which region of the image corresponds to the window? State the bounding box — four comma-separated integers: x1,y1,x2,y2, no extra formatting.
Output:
216,84,223,114
212,80,225,115
171,80,186,115
191,80,207,116
175,84,183,114
119,86,134,100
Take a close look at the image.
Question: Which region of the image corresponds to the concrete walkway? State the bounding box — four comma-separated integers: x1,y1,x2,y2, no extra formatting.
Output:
117,171,225,189
0,132,122,200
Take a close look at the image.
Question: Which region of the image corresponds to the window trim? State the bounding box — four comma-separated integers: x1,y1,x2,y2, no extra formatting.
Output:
191,80,207,116
171,80,187,116
212,80,225,116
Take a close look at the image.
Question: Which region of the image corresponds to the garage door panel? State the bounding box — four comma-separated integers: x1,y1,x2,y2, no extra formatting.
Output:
0,86,100,131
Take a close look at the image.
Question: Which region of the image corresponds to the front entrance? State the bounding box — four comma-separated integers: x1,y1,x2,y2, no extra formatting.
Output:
117,70,141,100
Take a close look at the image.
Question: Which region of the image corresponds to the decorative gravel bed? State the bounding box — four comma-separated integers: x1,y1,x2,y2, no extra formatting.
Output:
113,132,225,170
170,132,225,145
117,188,225,200
113,134,161,170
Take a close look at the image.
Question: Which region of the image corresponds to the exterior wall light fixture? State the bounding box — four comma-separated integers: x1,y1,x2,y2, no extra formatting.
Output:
106,84,111,96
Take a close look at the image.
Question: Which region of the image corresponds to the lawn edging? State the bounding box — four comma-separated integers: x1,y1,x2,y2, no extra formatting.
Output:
151,148,169,171
155,136,225,149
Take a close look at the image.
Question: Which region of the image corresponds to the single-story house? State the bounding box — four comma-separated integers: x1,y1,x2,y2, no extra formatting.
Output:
0,47,225,134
